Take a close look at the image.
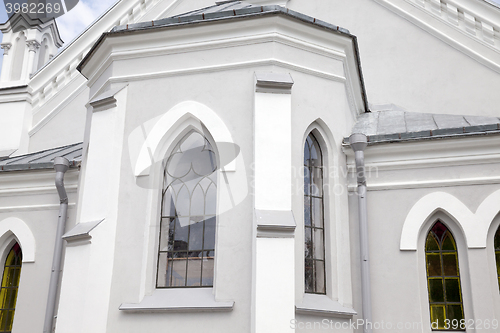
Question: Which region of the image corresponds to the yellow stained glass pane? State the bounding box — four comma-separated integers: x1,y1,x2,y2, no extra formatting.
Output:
0,244,22,333
441,232,456,251
430,305,445,329
496,252,500,277
426,254,441,276
442,253,458,276
428,278,444,302
426,234,439,251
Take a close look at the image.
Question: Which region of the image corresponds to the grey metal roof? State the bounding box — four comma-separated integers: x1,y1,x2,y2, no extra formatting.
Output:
346,110,500,145
171,1,259,18
0,143,83,172
108,2,350,36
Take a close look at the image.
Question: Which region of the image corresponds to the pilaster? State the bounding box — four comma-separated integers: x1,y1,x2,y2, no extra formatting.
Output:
252,72,295,333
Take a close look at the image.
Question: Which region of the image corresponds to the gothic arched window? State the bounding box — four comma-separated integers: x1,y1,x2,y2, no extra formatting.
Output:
304,133,326,294
0,243,22,332
157,131,217,288
494,227,500,291
425,221,464,329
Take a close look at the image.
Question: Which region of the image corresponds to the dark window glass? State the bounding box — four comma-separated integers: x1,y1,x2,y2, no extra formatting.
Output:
304,133,326,294
0,243,22,333
425,221,464,330
495,227,500,291
157,132,217,288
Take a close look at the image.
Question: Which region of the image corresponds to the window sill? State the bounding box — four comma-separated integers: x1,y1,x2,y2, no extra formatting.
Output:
295,294,357,318
119,288,234,313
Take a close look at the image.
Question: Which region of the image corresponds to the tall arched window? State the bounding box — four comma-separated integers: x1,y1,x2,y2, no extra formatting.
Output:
425,221,464,329
494,227,500,291
304,133,326,294
157,131,217,288
0,243,22,332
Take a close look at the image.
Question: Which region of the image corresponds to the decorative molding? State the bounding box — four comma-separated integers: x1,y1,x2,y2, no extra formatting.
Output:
26,40,40,52
255,210,296,238
133,101,237,176
0,184,77,197
63,219,104,243
108,59,346,87
373,0,500,73
119,288,234,312
89,84,127,112
296,294,357,318
0,217,36,262
255,71,294,94
348,175,500,191
0,203,76,213
29,79,87,136
1,43,12,55
400,190,500,250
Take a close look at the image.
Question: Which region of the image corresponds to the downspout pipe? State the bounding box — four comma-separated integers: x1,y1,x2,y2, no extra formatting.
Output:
43,157,70,333
349,133,372,333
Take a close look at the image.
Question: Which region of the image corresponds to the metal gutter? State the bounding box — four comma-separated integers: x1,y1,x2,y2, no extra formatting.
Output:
349,133,372,333
76,5,370,112
43,157,70,333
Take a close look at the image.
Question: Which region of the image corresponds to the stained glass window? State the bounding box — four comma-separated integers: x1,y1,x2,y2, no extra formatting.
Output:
0,243,22,333
156,131,217,288
425,221,464,330
494,227,500,291
304,133,326,294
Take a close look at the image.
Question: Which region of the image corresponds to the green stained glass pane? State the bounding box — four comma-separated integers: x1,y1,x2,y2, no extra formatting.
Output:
426,234,439,251
430,305,445,329
447,304,464,322
496,252,500,276
428,278,444,302
426,254,441,276
441,232,456,251
442,253,458,276
445,278,462,303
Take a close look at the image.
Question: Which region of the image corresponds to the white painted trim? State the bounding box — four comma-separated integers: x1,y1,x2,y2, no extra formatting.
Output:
0,185,77,197
132,101,236,176
0,203,76,213
0,217,35,262
349,175,500,191
109,59,345,86
400,190,500,250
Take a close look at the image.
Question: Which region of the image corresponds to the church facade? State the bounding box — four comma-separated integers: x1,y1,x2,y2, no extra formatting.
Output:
0,0,499,332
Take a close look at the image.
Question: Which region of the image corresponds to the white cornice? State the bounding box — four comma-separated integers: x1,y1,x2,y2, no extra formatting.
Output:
81,15,365,118
344,134,500,170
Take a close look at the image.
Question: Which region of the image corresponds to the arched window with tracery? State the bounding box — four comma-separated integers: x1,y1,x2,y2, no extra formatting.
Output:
0,243,22,333
157,131,217,288
425,221,464,329
304,133,326,294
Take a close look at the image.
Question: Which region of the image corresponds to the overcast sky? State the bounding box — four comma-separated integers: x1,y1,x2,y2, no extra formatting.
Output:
0,0,499,73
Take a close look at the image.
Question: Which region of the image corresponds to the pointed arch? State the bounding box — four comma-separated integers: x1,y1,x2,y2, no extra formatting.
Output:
0,218,35,263
400,191,500,250
132,101,236,177
157,130,218,288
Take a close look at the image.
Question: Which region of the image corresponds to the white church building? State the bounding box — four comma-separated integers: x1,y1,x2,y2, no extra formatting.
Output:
0,0,499,332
